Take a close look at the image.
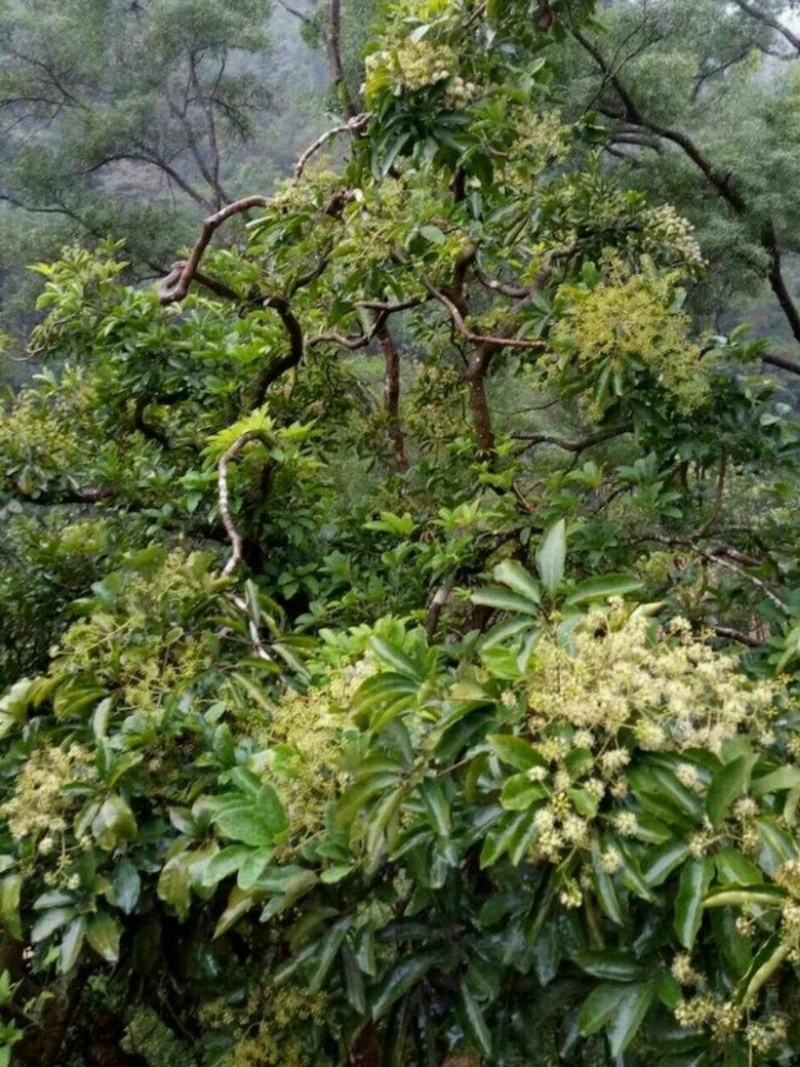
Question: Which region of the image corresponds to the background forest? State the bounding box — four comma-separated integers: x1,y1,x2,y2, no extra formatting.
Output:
4,1,800,1065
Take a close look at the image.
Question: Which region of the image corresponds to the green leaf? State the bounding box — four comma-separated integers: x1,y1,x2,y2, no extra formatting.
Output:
213,888,258,939
471,588,540,615
310,917,351,992
237,848,275,890
641,841,691,888
674,858,713,950
492,559,541,604
157,856,191,919
0,874,23,939
592,848,623,925
706,756,754,827
572,952,646,982
751,765,800,797
369,638,425,682
320,866,353,884
535,520,566,594
755,817,797,875
577,982,631,1036
371,953,441,1021
500,774,546,811
60,917,86,973
91,795,137,850
419,780,451,836
212,787,287,847
479,811,528,868
715,848,762,887
336,772,402,825
563,573,642,607
86,913,120,963
202,845,251,887
607,983,655,1057
113,859,141,915
31,906,77,943
459,979,492,1058
487,734,547,771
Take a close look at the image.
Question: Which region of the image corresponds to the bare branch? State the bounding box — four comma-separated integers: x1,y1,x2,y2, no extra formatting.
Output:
694,453,727,539
513,425,632,453
157,195,269,305
217,429,275,661
327,0,357,119
425,281,547,351
712,626,764,649
730,0,800,54
294,112,371,181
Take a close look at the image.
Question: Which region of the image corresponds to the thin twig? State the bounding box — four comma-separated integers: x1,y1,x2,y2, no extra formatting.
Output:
424,280,546,351
694,454,727,539
218,429,274,661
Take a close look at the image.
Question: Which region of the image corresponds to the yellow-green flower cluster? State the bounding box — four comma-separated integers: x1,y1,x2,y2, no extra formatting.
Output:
674,995,743,1042
526,611,774,754
548,258,710,414
0,744,93,844
203,983,328,1067
365,38,471,104
253,660,374,835
676,995,786,1052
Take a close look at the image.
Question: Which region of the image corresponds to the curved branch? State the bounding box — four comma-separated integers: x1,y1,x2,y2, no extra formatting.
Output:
730,0,800,54
512,425,632,453
250,295,306,406
294,112,371,181
217,430,275,662
157,195,269,305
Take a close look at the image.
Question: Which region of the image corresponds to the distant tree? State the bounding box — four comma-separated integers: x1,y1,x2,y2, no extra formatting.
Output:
561,0,800,375
0,0,300,347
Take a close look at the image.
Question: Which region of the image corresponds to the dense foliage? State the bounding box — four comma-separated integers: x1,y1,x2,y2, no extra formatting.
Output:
3,1,800,1065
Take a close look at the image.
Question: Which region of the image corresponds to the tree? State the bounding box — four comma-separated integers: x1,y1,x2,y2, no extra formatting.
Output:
1,0,800,1064
561,0,800,375
0,0,327,346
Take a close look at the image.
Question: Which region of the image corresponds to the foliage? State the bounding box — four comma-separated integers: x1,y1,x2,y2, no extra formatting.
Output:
2,1,800,1065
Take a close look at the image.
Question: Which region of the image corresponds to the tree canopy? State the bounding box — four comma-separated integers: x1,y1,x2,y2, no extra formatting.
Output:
2,2,800,1066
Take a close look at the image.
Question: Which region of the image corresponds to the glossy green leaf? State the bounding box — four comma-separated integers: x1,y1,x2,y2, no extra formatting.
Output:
576,982,632,1036
60,917,86,973
371,952,441,1021
86,912,121,963
487,734,547,771
535,520,566,594
492,559,541,603
675,858,713,949
459,978,492,1058
607,983,655,1057
500,773,546,811
706,756,754,827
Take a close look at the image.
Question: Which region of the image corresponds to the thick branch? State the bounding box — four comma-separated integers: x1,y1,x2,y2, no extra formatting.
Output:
327,0,356,119
573,30,746,214
250,295,306,406
157,196,269,305
730,0,800,54
425,281,546,351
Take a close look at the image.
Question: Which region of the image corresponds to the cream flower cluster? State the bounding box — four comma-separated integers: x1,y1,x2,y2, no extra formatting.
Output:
639,204,705,271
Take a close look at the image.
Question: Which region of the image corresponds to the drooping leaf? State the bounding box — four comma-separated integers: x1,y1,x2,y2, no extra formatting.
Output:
674,858,713,950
